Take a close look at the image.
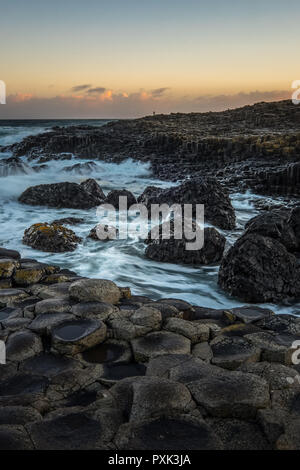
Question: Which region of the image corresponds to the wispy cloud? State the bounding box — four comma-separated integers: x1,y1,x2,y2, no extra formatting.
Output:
71,84,92,92
86,87,106,94
0,89,291,119
151,87,170,97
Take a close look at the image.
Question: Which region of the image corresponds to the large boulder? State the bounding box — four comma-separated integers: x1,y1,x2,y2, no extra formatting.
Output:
218,233,300,303
138,177,236,230
245,210,298,252
105,189,137,208
18,179,105,209
145,226,225,265
23,223,82,253
69,279,121,304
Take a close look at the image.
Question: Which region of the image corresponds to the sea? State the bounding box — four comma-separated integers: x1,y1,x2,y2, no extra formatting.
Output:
0,119,299,315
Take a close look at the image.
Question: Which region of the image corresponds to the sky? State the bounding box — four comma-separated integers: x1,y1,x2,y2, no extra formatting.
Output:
0,0,299,118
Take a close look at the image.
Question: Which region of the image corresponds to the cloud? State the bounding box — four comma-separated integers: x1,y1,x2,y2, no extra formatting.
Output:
151,87,170,97
0,89,291,119
86,87,106,94
71,84,92,92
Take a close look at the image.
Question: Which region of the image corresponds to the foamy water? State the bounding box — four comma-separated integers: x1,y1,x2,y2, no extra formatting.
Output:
0,120,299,315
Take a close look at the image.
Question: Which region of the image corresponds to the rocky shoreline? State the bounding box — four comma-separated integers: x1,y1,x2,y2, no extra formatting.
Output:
0,246,300,450
0,99,300,450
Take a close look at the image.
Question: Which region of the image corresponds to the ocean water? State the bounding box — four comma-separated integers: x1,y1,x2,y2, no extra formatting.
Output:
0,119,299,315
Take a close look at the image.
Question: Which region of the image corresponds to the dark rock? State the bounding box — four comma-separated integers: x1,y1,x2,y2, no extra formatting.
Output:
0,248,20,261
210,335,261,370
18,179,104,209
0,425,34,450
88,224,119,241
145,226,225,265
218,233,300,303
208,418,271,450
105,189,137,207
23,223,82,253
51,217,84,225
69,279,121,304
245,210,298,252
131,331,191,362
6,330,43,362
51,318,107,355
139,178,236,230
187,369,270,419
115,415,223,450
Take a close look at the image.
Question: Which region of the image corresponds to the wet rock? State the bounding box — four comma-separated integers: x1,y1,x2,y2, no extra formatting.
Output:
255,314,300,336
115,415,223,450
138,177,236,230
145,227,225,265
81,339,132,365
13,266,45,286
218,234,300,303
187,369,270,419
223,306,274,324
145,302,180,320
0,288,27,307
51,318,107,355
72,301,116,321
131,331,191,362
106,306,162,341
105,189,137,207
20,353,79,379
23,223,82,253
155,298,194,318
0,373,49,407
62,161,98,174
210,336,261,370
0,248,21,261
98,363,146,386
244,332,294,365
6,330,43,362
257,408,287,445
29,313,75,335
0,259,20,279
88,224,119,241
19,179,105,209
0,425,34,450
69,279,121,304
34,282,72,300
110,376,194,422
245,210,299,252
80,178,106,201
51,217,84,226
163,317,209,344
35,298,72,315
0,307,22,323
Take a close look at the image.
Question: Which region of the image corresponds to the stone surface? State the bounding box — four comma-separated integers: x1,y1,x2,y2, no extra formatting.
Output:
163,317,209,344
210,335,261,370
131,331,191,362
6,330,43,362
115,415,223,450
51,318,107,355
187,369,270,419
69,279,121,304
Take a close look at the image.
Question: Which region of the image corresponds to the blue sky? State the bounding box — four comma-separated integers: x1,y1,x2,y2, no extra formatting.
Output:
0,0,299,117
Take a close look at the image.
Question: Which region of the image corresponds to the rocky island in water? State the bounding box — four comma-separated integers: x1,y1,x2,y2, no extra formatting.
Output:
0,99,300,450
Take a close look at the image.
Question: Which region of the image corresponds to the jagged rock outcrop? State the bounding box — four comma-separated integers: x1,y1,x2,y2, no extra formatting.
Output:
18,179,105,209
